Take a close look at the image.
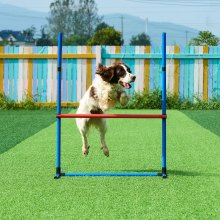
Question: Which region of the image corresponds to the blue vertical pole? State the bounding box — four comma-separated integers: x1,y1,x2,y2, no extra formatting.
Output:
162,32,167,178
55,32,63,179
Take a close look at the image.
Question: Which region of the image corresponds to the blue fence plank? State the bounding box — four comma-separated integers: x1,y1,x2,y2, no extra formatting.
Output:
33,47,38,101
92,46,96,80
42,47,48,102
13,46,19,101
8,46,14,100
189,46,194,100
72,46,77,102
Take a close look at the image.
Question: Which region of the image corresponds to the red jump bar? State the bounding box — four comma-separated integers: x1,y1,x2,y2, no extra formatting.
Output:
56,114,167,119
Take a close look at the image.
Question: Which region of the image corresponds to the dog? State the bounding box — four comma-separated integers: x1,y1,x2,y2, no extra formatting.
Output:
76,62,136,157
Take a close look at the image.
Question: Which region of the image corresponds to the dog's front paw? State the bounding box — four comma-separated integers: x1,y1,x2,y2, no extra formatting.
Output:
101,147,109,157
82,146,90,157
120,92,129,106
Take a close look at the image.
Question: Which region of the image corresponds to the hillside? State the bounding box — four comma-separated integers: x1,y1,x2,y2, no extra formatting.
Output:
0,3,200,46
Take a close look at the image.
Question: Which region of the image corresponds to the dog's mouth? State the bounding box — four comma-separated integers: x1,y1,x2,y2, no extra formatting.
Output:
119,82,132,89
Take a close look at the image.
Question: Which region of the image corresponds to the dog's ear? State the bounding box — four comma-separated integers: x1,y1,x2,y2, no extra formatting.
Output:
96,63,103,71
96,66,114,82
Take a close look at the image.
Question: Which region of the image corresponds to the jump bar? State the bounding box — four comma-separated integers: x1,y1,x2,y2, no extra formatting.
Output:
56,114,167,119
62,172,162,177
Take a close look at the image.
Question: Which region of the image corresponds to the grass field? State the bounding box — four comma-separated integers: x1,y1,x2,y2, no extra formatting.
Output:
0,109,220,219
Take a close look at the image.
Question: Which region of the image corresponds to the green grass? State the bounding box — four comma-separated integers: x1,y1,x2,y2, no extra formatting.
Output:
0,109,220,219
0,109,69,154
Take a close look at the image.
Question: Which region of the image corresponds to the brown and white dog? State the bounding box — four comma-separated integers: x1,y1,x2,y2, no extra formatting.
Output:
76,62,136,157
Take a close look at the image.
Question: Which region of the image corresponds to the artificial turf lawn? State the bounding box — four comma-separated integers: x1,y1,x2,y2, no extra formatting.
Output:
0,109,220,219
0,109,69,154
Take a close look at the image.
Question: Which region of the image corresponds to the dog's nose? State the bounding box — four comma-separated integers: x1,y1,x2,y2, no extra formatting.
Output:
131,75,136,81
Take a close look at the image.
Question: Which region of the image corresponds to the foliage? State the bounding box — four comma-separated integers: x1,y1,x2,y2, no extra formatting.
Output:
48,0,102,42
129,32,151,46
0,40,7,46
22,25,36,43
64,35,88,45
94,22,111,32
116,89,220,110
0,93,55,110
189,31,219,46
88,27,124,45
36,26,53,46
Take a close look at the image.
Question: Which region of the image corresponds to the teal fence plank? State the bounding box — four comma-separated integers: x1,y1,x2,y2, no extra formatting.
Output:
184,46,190,99
213,47,218,98
208,47,213,100
62,46,68,102
67,46,73,102
217,46,220,99
179,46,185,99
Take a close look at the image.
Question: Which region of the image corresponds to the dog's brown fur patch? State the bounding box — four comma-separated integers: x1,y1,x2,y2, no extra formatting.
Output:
90,108,103,114
89,86,96,98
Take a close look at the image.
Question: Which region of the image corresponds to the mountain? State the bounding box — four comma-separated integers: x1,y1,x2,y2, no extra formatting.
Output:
103,14,199,46
0,3,48,35
0,3,200,46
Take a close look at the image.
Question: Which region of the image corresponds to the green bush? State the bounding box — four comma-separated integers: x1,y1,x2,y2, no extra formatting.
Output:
0,93,17,110
116,90,220,110
1,90,220,110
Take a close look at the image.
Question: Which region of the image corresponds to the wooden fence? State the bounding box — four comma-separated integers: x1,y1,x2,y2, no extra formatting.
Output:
0,45,220,105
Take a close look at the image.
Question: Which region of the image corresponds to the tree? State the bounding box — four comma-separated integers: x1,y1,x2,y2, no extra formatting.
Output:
47,0,74,39
95,22,111,32
189,31,219,46
36,26,53,46
129,32,151,46
64,35,88,45
22,25,36,43
0,40,7,46
88,27,123,45
79,0,102,38
47,0,101,41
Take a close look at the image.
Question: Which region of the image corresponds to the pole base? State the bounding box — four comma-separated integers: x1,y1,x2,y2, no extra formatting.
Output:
54,175,61,179
162,167,167,178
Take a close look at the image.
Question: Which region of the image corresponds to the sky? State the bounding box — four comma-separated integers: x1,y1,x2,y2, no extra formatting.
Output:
1,0,220,36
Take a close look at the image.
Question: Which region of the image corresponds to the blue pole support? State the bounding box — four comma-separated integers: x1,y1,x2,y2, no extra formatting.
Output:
162,32,167,178
55,32,63,179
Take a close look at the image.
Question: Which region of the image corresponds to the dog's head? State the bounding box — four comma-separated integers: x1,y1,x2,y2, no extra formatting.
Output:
96,62,136,89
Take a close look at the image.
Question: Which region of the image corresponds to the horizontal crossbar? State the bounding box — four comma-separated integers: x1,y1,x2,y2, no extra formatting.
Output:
0,53,96,59
102,53,220,59
61,172,162,177
56,114,167,119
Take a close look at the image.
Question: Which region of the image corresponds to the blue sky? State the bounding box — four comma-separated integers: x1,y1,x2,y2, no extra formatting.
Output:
1,0,220,36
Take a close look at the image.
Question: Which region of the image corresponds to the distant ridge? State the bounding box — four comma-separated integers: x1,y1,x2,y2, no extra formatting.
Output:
103,14,199,46
0,3,200,45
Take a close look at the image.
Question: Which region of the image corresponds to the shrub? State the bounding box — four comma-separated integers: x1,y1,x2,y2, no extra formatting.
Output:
116,90,220,110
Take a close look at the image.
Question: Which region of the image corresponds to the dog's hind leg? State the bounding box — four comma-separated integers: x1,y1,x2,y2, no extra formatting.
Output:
80,130,90,156
76,119,90,156
97,119,109,157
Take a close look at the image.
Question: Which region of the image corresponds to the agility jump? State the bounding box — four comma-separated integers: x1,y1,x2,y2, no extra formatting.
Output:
54,32,167,178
